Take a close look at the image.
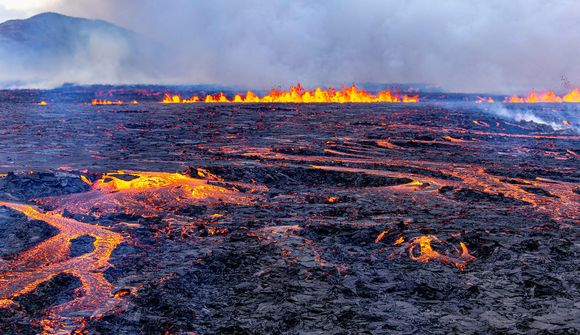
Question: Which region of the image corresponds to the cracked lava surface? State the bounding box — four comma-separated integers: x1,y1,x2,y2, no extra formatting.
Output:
0,100,578,334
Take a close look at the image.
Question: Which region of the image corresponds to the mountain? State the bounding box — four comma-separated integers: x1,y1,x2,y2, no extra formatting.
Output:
0,12,161,88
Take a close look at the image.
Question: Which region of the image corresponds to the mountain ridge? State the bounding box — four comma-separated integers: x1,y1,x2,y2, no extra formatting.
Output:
0,12,162,88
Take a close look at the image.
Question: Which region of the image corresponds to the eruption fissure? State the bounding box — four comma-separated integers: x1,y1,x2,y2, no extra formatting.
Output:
162,84,419,104
506,88,580,103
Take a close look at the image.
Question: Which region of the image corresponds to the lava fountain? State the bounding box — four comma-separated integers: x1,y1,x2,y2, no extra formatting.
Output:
162,83,419,104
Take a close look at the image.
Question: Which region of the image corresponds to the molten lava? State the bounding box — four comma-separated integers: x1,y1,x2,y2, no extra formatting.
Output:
161,84,419,104
38,171,258,217
505,88,580,103
392,235,476,270
0,170,261,333
0,202,123,333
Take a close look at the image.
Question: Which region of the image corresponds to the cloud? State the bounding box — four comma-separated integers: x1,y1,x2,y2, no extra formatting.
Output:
4,0,580,92
0,3,21,22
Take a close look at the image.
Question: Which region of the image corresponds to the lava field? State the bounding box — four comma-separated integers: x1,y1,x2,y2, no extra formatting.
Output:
0,100,578,334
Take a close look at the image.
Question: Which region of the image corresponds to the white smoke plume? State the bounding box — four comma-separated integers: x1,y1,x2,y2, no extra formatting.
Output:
480,103,580,133
2,0,580,92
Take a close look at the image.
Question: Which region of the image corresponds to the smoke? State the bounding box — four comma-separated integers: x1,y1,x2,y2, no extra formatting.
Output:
0,10,166,89
480,103,580,133
3,0,580,91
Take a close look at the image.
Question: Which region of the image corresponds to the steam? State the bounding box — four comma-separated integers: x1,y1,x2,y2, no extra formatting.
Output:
2,0,580,91
480,103,580,133
0,12,165,89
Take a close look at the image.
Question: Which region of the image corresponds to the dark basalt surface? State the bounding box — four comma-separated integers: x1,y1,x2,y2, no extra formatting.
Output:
69,235,96,257
0,171,91,201
1,274,82,335
0,206,58,257
0,101,578,334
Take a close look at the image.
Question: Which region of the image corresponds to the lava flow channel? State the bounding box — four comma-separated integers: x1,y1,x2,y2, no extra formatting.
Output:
0,202,123,332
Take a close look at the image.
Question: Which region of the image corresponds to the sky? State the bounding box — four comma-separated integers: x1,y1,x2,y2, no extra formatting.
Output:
0,0,579,93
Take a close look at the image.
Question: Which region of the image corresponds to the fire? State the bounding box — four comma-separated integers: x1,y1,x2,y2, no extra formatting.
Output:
91,99,123,105
162,93,200,104
161,84,419,104
475,97,495,104
563,89,580,102
90,100,139,105
505,88,580,103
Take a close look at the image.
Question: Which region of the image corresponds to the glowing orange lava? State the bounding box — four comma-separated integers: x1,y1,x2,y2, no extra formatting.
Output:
162,84,419,104
38,171,259,218
391,235,476,270
0,202,123,334
0,170,261,333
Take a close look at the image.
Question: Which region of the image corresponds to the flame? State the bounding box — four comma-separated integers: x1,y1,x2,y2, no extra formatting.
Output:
91,99,124,106
161,84,419,104
505,88,580,103
162,93,200,104
563,89,580,102
90,99,138,105
475,97,495,104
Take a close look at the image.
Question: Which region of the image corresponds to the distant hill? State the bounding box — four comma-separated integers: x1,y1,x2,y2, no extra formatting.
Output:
0,12,161,88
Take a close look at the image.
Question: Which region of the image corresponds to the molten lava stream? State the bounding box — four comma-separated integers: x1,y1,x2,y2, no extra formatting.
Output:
241,146,578,222
0,202,123,333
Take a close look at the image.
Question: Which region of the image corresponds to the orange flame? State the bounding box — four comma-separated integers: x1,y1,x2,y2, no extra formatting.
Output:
505,88,580,103
162,84,419,104
91,99,124,106
475,97,495,104
162,93,200,104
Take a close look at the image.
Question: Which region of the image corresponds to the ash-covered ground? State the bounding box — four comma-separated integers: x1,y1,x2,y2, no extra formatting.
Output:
0,100,578,334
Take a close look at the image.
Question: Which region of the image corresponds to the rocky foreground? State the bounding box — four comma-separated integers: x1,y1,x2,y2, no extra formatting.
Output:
0,102,578,334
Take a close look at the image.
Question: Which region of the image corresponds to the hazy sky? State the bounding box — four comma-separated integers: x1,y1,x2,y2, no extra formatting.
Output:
1,0,579,93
